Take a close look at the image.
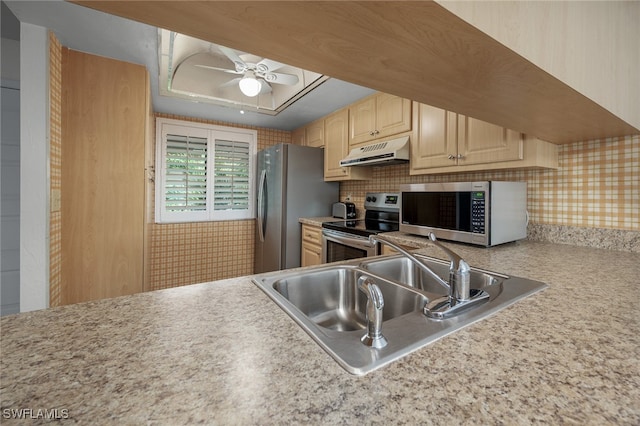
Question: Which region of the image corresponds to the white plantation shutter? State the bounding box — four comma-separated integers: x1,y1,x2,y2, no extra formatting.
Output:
156,118,256,223
213,139,251,212
165,134,208,212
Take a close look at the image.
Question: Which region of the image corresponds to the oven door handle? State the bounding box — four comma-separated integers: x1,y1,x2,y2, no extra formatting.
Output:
322,230,376,251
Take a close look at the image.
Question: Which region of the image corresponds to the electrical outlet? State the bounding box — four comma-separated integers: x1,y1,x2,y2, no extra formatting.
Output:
51,189,61,212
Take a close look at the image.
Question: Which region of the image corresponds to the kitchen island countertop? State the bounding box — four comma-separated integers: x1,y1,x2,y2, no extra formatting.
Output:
1,240,639,424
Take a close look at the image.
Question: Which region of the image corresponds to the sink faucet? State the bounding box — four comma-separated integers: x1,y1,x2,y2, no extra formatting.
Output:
369,233,488,319
357,275,388,349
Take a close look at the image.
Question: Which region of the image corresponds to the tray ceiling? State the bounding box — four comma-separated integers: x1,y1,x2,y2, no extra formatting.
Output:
159,30,328,115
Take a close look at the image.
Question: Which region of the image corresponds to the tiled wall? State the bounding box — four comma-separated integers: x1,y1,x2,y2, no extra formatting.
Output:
341,135,639,231
147,113,290,290
49,32,62,307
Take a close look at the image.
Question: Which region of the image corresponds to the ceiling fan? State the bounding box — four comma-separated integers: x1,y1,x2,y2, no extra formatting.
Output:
196,46,300,97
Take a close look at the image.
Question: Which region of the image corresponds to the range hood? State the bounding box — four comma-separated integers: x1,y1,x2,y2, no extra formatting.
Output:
339,136,410,167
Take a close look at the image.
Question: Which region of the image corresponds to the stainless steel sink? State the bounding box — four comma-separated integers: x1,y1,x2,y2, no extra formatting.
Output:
272,266,427,332
360,254,508,295
252,257,547,375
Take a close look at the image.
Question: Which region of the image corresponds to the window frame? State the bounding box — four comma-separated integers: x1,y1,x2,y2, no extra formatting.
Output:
155,117,257,224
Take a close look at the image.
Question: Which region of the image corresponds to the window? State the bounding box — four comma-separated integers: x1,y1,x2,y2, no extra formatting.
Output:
155,118,257,223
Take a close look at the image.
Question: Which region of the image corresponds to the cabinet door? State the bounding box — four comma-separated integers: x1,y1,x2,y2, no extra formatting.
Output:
291,127,305,146
458,115,523,165
375,93,411,139
301,224,323,267
410,103,458,172
349,96,377,146
301,240,323,267
302,224,323,246
325,108,372,181
324,108,351,179
305,119,324,147
61,49,147,304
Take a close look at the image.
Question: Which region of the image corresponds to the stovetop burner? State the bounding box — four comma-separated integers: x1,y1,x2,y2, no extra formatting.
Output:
322,218,399,238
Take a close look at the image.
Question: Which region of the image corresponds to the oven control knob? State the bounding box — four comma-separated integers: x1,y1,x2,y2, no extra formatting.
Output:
370,196,377,202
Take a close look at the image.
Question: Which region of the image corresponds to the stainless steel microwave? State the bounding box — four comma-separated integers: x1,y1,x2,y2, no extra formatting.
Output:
399,181,527,247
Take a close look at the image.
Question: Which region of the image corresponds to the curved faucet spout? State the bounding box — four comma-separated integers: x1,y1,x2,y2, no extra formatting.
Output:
369,235,450,290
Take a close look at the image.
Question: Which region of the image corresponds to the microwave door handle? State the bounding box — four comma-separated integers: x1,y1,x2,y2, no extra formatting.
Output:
257,169,267,242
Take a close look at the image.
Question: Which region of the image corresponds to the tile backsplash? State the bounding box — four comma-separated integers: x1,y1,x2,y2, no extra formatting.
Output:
341,135,639,231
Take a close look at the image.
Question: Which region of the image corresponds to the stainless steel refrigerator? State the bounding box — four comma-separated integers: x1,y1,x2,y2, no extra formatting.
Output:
255,144,339,273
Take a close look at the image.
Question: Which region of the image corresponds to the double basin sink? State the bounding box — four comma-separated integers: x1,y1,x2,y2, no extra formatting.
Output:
252,253,546,375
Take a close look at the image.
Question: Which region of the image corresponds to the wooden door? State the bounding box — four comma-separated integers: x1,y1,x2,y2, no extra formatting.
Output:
458,115,523,165
61,49,147,304
375,93,411,139
410,103,458,172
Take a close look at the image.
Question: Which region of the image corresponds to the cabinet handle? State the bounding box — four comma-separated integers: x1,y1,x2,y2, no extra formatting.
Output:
369,131,375,136
447,154,455,160
374,130,379,135
457,154,465,160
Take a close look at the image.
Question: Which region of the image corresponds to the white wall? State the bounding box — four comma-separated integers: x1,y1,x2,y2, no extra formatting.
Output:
1,76,21,316
19,23,49,312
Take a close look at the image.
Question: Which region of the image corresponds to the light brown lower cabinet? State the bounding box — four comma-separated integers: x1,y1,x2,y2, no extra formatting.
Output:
301,224,323,267
61,48,151,305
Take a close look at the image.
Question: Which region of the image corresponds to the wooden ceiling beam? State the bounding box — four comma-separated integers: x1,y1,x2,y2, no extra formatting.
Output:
70,1,639,144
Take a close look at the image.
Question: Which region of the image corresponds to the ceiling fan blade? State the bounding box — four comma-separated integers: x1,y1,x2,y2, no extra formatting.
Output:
259,81,272,94
263,72,299,85
218,77,242,89
194,64,242,74
256,58,285,73
219,46,247,72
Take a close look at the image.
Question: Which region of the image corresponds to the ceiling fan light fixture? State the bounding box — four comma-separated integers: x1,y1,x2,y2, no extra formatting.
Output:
239,72,262,97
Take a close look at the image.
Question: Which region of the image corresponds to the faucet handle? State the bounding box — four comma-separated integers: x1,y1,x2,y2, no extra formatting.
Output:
428,233,471,302
428,233,469,274
358,276,388,349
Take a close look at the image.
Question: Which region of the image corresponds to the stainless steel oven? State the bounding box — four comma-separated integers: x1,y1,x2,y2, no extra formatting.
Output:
322,228,378,263
322,192,400,263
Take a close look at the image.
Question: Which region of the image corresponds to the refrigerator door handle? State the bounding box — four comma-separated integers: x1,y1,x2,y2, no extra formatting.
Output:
257,169,267,242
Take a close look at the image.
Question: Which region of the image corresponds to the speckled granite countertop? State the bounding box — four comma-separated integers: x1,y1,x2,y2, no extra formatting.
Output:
299,216,342,227
1,240,639,424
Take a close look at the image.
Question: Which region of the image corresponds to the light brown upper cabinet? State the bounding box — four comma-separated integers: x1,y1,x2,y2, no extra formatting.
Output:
349,93,412,147
305,118,325,148
292,118,324,147
291,126,305,146
410,102,558,175
324,108,372,181
61,49,151,305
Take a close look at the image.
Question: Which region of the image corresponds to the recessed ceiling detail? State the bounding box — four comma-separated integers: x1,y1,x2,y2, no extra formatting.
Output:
158,29,328,115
